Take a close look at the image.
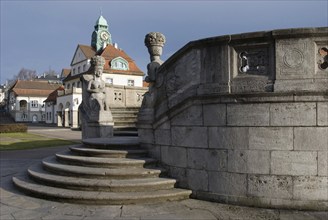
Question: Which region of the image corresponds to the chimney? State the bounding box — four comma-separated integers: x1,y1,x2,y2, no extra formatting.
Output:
114,43,118,49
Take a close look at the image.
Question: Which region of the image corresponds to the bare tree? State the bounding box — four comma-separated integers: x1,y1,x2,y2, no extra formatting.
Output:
15,68,38,80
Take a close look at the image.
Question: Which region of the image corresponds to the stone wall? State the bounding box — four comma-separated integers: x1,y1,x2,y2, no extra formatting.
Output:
137,27,328,210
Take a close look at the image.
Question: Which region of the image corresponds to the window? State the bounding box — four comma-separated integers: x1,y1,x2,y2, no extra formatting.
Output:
111,57,129,70
67,83,70,89
72,82,76,88
19,100,27,110
83,64,86,72
78,66,81,73
77,81,81,88
127,79,135,87
49,112,52,120
73,68,76,75
31,100,38,108
106,78,113,85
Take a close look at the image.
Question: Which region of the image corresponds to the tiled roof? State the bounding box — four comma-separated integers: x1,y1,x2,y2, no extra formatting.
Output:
79,44,97,59
44,86,64,103
100,44,144,76
61,69,71,78
10,80,62,97
62,72,83,82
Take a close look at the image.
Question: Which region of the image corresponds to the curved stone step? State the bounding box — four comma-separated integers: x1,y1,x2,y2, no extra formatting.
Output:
55,151,156,168
82,137,140,149
28,164,176,192
69,146,147,158
13,176,191,205
42,156,164,179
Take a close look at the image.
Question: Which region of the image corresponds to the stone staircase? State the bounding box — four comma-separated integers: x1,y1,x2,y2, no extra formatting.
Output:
13,137,192,204
111,108,139,129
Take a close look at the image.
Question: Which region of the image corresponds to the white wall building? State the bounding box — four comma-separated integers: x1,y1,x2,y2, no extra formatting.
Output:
7,80,61,123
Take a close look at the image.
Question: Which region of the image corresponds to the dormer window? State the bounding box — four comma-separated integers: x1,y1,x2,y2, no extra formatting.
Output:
111,57,129,71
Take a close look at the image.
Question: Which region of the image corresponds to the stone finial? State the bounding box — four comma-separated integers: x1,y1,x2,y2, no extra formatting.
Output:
145,32,166,62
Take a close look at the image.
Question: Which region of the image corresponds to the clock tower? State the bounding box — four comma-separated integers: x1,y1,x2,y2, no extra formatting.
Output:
91,15,112,52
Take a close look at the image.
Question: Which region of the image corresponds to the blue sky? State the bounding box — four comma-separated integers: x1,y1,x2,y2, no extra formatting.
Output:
1,0,327,84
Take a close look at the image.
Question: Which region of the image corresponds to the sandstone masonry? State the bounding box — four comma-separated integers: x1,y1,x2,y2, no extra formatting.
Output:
138,27,328,210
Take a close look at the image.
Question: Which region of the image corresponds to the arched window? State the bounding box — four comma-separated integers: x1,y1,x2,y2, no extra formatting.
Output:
111,57,129,71
19,100,27,110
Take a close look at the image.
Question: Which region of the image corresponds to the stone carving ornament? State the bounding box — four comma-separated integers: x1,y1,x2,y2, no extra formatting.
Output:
318,47,328,70
144,32,166,84
87,55,110,111
142,32,166,109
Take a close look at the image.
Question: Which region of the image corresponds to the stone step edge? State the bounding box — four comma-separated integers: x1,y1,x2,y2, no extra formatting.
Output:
13,177,191,205
28,164,176,192
69,146,147,158
55,151,156,167
42,156,165,179
82,137,140,148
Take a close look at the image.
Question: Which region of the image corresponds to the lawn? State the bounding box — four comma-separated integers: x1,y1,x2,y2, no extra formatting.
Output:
0,132,76,151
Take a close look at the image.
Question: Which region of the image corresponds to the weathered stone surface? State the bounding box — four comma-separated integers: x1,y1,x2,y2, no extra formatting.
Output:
270,103,316,126
203,104,226,126
318,102,328,126
294,127,328,151
136,28,328,210
247,150,270,174
228,150,270,174
274,79,328,92
293,176,328,200
154,129,171,145
166,166,188,188
187,149,227,171
249,127,293,150
275,38,313,79
187,148,207,170
138,128,154,144
209,127,249,149
318,151,328,176
271,151,317,176
171,105,203,126
227,104,270,126
248,175,293,199
187,169,208,191
161,146,187,167
228,150,247,173
172,127,208,148
206,149,228,172
208,171,247,196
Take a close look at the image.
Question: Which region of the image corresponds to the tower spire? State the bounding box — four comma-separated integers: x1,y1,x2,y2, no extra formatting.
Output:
91,14,112,51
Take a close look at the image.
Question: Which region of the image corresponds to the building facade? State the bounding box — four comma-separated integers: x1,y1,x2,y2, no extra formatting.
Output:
56,15,146,129
7,80,62,123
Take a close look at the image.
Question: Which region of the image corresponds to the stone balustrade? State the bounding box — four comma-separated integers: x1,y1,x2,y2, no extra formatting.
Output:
137,27,328,210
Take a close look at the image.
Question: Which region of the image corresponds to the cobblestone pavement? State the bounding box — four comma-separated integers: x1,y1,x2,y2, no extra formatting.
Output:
1,126,327,219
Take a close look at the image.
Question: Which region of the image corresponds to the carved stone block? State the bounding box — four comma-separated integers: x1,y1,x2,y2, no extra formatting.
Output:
230,42,274,93
276,39,313,78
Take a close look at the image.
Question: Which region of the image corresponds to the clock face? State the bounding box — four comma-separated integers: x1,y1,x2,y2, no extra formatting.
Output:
100,31,109,41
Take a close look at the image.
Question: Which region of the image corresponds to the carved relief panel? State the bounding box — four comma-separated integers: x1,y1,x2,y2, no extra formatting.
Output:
230,42,274,93
276,39,313,79
315,41,328,75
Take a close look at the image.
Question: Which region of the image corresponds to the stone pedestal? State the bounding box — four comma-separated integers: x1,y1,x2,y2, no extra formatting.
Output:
81,111,114,139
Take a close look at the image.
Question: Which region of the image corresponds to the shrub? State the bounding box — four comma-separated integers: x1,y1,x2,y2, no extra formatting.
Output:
0,123,28,133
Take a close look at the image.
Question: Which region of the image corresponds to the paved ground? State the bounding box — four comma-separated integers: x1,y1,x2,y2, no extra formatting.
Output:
1,125,327,220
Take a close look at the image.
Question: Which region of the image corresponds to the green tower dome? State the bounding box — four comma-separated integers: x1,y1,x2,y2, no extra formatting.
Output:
95,15,108,28
91,15,112,51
